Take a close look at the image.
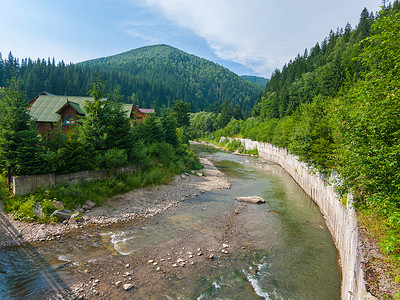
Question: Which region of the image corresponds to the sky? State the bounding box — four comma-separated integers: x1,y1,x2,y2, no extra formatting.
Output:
0,0,380,77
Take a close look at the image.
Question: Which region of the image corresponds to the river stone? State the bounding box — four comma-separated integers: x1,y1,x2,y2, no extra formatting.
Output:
123,283,134,291
52,201,64,208
234,196,265,204
85,200,96,209
50,209,75,220
34,202,45,219
82,215,91,222
36,228,47,240
68,217,78,228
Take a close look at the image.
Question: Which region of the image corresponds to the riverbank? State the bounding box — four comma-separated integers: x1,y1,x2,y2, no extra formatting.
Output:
0,156,231,248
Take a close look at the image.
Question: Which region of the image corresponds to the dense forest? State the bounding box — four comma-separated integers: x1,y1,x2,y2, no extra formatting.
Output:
240,75,269,87
0,45,261,116
195,2,400,272
80,45,261,114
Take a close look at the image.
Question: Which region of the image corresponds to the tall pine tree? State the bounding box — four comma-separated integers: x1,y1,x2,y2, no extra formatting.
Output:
104,87,133,151
0,77,43,175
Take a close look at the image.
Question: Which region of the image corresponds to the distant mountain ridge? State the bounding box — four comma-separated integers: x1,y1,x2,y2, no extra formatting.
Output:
241,75,269,87
79,44,261,113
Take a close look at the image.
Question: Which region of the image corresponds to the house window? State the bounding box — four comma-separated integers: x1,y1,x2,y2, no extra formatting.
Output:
64,115,76,126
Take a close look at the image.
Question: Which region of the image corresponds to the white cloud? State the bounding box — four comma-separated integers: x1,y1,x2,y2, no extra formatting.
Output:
138,0,379,76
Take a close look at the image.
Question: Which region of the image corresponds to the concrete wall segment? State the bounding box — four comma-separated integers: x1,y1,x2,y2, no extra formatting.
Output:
225,137,375,300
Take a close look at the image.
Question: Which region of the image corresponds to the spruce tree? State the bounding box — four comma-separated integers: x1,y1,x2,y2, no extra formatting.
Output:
0,76,43,175
104,88,133,151
172,100,190,128
135,116,165,144
80,79,108,151
162,113,179,147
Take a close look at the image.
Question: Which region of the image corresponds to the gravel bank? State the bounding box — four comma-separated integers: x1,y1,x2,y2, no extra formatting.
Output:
0,157,230,248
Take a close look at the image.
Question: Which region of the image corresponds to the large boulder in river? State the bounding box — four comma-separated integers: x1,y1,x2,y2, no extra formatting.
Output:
235,196,265,204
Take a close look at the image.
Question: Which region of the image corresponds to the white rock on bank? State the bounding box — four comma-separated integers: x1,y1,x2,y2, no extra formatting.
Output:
123,283,134,291
234,196,265,204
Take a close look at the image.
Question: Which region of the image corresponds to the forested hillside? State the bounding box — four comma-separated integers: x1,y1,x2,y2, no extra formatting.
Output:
241,75,269,87
0,45,261,115
80,45,261,114
198,3,400,286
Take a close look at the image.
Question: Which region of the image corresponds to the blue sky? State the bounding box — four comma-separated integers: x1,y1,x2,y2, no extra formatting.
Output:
1,0,380,77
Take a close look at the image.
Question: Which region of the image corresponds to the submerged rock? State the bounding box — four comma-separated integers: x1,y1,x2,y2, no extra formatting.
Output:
234,196,265,204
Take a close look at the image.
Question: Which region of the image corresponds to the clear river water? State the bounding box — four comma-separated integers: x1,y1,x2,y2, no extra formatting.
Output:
0,144,341,299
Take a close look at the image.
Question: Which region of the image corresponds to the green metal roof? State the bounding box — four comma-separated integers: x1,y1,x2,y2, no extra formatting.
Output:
29,95,133,122
123,104,134,118
67,101,86,115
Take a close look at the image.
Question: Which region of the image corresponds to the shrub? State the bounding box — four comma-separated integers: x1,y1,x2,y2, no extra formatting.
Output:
96,148,128,174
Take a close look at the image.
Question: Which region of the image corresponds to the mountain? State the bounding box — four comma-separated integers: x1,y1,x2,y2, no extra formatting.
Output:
79,45,261,113
241,75,269,87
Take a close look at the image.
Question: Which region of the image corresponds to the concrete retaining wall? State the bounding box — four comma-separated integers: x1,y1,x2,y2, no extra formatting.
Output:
13,165,138,196
225,137,374,300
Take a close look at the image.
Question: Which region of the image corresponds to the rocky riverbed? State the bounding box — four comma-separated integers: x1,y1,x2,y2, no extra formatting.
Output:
0,156,230,248
58,202,258,299
0,153,259,300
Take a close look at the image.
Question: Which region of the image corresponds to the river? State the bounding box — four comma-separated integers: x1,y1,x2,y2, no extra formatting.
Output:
0,144,341,299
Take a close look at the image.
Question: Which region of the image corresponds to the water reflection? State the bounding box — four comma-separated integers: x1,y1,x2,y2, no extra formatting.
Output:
0,214,72,299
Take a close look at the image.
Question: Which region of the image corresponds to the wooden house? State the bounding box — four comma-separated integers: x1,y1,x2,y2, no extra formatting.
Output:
133,105,155,124
28,94,135,134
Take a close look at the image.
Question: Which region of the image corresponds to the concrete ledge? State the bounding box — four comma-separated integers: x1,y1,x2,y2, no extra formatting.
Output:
12,165,139,196
13,173,56,196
